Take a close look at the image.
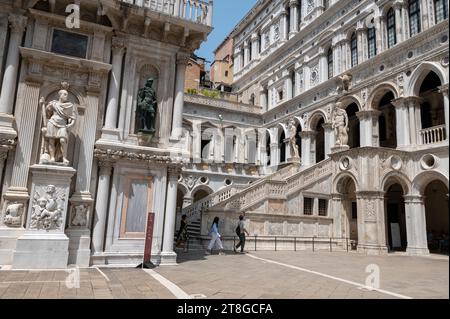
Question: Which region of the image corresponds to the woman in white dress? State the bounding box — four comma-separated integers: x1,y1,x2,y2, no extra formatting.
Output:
206,217,224,255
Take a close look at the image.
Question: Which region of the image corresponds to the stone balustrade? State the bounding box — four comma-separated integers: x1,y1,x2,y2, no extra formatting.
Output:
419,125,446,145
120,0,212,26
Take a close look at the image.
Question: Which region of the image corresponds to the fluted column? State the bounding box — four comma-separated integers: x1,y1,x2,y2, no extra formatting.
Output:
357,110,381,147
171,55,190,140
375,16,383,54
91,162,113,254
404,195,429,256
323,123,333,159
270,142,279,166
289,0,299,37
161,166,181,265
103,37,125,132
406,97,422,145
300,131,313,166
356,27,364,65
0,15,27,116
243,41,249,66
251,33,260,60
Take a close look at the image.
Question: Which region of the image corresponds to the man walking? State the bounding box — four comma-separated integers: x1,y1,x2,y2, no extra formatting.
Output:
234,214,249,253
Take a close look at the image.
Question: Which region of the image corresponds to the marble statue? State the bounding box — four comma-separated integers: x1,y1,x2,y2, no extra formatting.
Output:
288,119,300,158
332,103,349,146
30,185,63,231
337,73,353,93
137,78,158,134
40,82,77,165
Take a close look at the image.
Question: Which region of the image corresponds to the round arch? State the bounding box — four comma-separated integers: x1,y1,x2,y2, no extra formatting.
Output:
191,184,214,199
380,171,411,194
367,82,400,110
406,62,449,97
333,171,360,194
337,95,363,111
307,110,328,131
412,170,449,196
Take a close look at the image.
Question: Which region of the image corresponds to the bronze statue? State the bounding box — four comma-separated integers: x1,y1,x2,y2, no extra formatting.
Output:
137,78,157,134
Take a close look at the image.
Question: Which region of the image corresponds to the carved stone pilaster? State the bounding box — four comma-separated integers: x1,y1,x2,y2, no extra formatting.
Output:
8,14,27,34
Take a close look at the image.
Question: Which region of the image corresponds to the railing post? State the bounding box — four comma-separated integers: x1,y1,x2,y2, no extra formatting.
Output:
312,237,315,252
255,235,257,251
294,237,297,252
206,0,213,27
174,0,181,16
330,237,332,252
275,236,277,251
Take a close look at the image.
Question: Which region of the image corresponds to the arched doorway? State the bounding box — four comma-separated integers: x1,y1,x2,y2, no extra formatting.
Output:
346,103,360,149
378,92,397,148
337,176,358,246
279,129,286,164
418,71,446,142
424,180,449,254
385,183,407,251
296,123,302,160
315,118,325,163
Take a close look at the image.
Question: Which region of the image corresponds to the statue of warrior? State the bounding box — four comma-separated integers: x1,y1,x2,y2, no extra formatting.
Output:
137,78,158,134
40,82,77,165
332,103,349,147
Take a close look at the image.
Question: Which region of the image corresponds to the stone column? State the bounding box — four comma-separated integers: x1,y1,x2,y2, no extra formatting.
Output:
280,9,289,43
270,142,279,167
319,49,327,82
91,161,113,254
323,123,333,159
392,98,411,147
439,84,449,140
420,0,429,31
161,166,180,265
259,87,268,111
300,131,313,166
374,16,383,54
330,194,344,239
404,195,429,256
243,41,249,66
332,43,340,75
340,40,349,72
313,198,319,216
356,110,381,147
67,88,101,266
251,33,260,61
356,26,365,65
0,14,27,134
394,1,404,43
102,38,125,140
289,0,299,37
406,97,423,145
171,54,189,140
356,191,388,255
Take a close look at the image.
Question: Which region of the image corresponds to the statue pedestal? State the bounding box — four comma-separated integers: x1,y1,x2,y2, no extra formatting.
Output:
287,156,301,163
12,165,76,269
331,145,350,153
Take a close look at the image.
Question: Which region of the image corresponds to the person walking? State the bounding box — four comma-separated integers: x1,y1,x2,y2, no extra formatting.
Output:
206,217,224,255
176,214,188,252
234,214,249,253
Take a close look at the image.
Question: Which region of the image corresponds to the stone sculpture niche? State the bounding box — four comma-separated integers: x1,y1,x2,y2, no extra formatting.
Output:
39,82,77,166
136,78,158,135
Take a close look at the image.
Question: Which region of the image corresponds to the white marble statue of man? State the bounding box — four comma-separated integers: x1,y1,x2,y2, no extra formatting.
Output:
288,119,300,158
40,82,77,165
332,103,349,146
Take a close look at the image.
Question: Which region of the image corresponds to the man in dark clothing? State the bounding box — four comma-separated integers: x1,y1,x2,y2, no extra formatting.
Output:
234,214,249,253
176,214,188,252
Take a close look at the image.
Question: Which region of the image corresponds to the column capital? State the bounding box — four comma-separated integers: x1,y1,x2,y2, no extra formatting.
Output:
356,190,385,199
322,122,333,130
289,0,298,7
168,165,182,177
299,131,316,138
404,96,424,106
393,0,406,9
356,110,381,120
98,160,114,170
176,53,191,65
8,14,27,33
111,37,127,54
403,194,424,204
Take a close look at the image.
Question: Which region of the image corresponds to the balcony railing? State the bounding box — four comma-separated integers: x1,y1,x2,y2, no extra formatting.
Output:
120,0,213,27
419,125,447,145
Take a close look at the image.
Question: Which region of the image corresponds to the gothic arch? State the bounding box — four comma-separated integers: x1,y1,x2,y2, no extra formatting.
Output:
276,122,288,140
411,170,449,196
367,82,400,110
381,171,412,194
191,184,214,199
177,182,189,197
406,62,449,96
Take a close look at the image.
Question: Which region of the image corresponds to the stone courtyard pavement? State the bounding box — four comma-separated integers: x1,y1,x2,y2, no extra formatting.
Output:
0,251,447,299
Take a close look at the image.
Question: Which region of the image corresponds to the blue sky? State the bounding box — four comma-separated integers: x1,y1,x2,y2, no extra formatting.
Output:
196,0,258,67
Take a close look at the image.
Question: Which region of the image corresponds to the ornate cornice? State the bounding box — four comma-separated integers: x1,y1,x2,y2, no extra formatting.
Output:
93,148,183,165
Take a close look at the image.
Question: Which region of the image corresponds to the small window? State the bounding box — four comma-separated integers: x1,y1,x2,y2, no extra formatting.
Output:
350,32,358,67
225,70,229,77
387,8,397,48
304,197,313,215
367,24,377,58
278,90,284,101
318,199,328,216
327,48,333,79
409,0,421,36
51,29,88,59
435,0,448,23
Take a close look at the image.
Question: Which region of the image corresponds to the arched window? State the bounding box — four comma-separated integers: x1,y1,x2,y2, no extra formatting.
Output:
367,23,377,58
435,0,448,23
327,48,333,79
409,0,421,36
291,71,296,97
387,8,397,48
350,32,358,67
